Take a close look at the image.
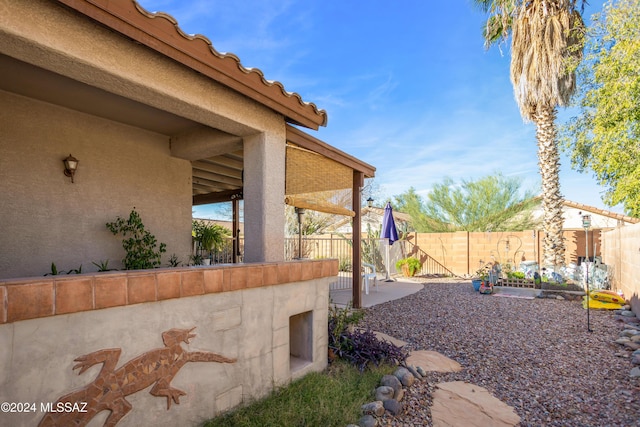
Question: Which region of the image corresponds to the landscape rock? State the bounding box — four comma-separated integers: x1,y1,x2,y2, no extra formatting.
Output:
614,314,640,325
625,342,640,351
361,401,385,417
394,367,415,387
374,386,395,402
380,374,402,396
406,365,422,379
371,330,408,348
360,280,640,426
394,387,404,402
406,350,462,373
630,367,640,378
620,329,640,337
383,398,404,416
358,414,377,427
431,381,521,427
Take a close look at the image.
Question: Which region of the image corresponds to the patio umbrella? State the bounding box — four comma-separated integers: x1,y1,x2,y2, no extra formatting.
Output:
380,202,399,281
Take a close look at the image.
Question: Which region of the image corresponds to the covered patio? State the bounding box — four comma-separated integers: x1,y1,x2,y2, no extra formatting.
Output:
0,0,374,290
0,1,376,425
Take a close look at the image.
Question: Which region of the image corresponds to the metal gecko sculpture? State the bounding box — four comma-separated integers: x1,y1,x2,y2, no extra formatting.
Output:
39,327,236,427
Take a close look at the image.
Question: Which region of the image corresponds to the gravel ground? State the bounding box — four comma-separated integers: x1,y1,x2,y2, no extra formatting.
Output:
360,279,640,427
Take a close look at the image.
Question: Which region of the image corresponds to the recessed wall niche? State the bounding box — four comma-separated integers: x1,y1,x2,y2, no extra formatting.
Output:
289,310,313,372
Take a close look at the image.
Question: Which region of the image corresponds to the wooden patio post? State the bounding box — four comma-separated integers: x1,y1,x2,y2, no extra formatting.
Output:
232,197,240,263
352,171,363,308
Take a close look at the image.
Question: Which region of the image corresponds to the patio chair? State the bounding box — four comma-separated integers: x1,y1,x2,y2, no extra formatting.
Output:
362,263,377,295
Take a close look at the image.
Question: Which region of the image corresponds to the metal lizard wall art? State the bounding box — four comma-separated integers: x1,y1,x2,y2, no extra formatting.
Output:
38,327,236,427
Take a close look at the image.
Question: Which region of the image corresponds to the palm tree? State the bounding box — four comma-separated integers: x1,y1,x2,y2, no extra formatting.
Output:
475,0,585,268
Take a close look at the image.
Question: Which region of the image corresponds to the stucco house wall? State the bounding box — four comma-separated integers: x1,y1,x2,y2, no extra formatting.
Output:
0,90,193,278
0,0,294,276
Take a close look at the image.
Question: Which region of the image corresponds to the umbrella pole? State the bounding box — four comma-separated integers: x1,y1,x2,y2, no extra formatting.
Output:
385,238,394,282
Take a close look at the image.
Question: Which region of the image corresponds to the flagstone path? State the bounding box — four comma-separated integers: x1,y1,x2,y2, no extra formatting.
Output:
373,331,521,427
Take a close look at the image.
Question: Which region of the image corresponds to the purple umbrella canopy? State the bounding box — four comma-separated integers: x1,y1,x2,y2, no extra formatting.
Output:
381,202,399,245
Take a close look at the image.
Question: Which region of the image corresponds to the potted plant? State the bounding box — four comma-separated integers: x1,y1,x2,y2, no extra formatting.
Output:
193,220,230,265
395,257,422,277
472,263,489,291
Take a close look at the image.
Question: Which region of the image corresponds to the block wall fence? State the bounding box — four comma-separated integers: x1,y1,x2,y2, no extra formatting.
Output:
406,229,603,276
0,259,337,427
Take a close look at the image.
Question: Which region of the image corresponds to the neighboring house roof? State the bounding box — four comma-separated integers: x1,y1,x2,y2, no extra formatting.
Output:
325,200,637,234
532,199,639,229
324,206,411,234
562,199,639,225
58,0,327,130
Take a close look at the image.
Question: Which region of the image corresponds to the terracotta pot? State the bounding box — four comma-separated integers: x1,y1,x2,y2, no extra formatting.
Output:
401,264,412,277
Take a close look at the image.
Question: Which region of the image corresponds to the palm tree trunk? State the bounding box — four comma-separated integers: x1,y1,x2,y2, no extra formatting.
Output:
535,106,566,268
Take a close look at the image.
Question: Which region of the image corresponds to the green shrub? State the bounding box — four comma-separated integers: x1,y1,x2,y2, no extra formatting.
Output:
396,257,422,276
338,257,352,272
106,209,166,270
507,271,526,279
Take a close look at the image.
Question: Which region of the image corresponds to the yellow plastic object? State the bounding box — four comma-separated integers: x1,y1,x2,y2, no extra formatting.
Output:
582,296,623,310
590,290,626,305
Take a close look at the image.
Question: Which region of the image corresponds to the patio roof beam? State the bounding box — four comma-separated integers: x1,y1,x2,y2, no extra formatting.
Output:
192,161,242,180
192,182,237,194
193,189,243,205
192,170,243,187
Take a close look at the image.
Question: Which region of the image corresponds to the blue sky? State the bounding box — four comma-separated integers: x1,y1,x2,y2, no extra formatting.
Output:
138,0,619,218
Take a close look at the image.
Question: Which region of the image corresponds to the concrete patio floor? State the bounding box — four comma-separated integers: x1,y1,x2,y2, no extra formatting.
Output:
329,278,424,308
329,277,544,309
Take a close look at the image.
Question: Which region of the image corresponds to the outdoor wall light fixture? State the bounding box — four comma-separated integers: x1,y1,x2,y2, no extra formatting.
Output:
63,154,79,183
367,197,374,208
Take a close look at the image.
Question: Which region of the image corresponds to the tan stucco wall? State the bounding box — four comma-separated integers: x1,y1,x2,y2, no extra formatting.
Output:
0,269,331,427
1,0,292,270
243,131,286,262
0,90,193,278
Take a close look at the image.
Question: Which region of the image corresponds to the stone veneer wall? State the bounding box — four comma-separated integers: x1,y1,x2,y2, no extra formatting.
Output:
0,259,337,427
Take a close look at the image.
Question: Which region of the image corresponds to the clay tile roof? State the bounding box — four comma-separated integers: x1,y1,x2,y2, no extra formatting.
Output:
59,0,328,130
562,200,639,224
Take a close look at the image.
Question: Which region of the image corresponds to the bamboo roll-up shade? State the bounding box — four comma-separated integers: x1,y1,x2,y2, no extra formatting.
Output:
285,144,353,194
285,144,355,216
284,195,355,217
